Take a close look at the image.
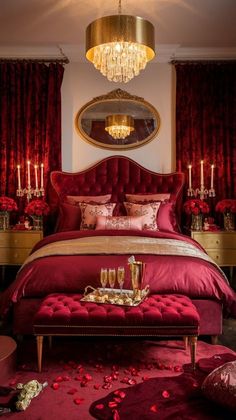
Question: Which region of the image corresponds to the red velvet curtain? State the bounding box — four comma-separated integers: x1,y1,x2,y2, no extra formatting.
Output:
0,62,64,198
175,62,236,200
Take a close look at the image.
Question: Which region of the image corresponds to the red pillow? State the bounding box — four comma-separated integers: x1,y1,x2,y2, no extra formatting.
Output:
66,194,111,205
157,202,180,232
55,203,81,232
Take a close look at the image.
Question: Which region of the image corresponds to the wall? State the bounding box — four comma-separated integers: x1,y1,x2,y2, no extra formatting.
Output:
61,61,175,173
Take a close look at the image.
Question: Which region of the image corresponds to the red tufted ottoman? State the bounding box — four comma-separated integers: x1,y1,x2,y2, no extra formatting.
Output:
33,293,200,372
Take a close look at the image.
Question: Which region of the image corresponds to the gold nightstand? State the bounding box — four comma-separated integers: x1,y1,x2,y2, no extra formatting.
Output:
191,230,236,267
0,230,43,265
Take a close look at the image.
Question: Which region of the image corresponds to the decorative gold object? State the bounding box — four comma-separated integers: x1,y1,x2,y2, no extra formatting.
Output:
75,89,160,150
15,380,48,411
128,258,146,300
82,285,149,306
105,114,134,139
86,0,155,83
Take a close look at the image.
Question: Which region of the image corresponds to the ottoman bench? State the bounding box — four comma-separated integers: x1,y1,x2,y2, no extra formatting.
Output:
33,293,200,372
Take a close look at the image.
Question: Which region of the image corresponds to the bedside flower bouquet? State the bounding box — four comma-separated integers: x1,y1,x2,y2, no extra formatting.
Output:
0,196,18,230
25,199,50,230
215,199,236,231
183,199,210,231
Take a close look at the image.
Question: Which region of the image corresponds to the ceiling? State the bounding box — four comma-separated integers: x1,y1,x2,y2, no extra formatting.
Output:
0,0,236,62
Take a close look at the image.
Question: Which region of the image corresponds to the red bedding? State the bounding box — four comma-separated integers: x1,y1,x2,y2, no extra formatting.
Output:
1,230,236,319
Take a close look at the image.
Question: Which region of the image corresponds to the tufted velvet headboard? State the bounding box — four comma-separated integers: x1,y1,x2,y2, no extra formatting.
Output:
49,156,185,224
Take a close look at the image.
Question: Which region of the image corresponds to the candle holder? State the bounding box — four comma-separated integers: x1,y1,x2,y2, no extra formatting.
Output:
16,186,45,202
187,186,216,199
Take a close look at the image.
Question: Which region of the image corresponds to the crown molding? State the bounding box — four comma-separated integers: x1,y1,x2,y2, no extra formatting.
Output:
0,45,236,64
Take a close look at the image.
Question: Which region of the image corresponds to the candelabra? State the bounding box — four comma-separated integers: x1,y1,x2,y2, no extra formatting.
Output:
16,185,45,202
187,185,215,199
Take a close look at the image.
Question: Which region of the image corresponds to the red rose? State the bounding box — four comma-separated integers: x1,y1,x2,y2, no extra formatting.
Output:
0,196,18,212
216,199,236,214
25,199,50,216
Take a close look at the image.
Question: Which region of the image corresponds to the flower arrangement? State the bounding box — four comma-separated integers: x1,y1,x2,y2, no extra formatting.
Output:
0,196,18,212
215,199,236,214
183,199,210,215
25,199,50,216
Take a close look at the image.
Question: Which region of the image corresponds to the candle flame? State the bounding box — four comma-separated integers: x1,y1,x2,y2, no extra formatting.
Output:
27,160,31,164
40,163,44,168
17,164,20,169
200,160,204,164
34,164,38,169
211,164,214,168
188,164,192,169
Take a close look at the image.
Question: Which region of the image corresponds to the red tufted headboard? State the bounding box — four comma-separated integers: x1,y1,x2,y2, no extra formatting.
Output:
49,156,185,223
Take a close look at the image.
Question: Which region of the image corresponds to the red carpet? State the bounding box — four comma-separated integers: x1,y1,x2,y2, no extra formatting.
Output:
0,338,235,419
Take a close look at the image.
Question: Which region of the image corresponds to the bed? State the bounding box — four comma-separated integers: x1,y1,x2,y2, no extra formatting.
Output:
1,156,236,338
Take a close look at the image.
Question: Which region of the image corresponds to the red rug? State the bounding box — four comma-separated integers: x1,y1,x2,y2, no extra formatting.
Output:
0,338,235,419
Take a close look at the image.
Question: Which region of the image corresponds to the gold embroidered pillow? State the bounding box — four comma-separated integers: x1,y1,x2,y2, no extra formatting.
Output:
124,202,161,230
79,202,116,230
95,215,144,231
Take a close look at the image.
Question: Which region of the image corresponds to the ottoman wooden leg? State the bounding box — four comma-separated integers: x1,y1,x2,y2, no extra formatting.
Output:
36,335,44,373
189,336,197,370
183,336,188,350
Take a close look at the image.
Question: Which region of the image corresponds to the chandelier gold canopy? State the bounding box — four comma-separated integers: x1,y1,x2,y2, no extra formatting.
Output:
105,114,134,139
86,2,155,83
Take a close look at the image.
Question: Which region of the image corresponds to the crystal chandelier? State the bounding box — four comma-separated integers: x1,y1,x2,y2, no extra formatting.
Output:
105,114,134,139
86,0,155,83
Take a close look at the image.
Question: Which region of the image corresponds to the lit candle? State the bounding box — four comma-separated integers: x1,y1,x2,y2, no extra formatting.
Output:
210,164,214,189
34,164,38,189
40,163,44,189
188,164,192,189
17,164,21,190
27,160,31,188
200,160,204,187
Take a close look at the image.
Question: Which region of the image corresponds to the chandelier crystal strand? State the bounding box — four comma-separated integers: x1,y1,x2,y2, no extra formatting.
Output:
105,114,134,139
86,1,155,83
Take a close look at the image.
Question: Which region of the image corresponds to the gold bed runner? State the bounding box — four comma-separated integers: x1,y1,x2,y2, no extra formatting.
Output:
21,235,218,270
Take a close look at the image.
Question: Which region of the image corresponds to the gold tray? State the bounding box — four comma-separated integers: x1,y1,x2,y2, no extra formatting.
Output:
81,286,149,307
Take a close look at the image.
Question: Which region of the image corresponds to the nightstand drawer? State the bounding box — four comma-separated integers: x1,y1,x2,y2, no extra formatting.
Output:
192,232,236,249
0,231,42,248
0,247,32,264
207,249,236,266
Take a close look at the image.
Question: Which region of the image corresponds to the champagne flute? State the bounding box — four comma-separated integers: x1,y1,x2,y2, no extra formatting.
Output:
100,268,108,293
117,266,125,294
108,268,116,294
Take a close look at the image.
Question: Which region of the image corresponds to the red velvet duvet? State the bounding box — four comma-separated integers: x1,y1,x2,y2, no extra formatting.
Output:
1,229,236,319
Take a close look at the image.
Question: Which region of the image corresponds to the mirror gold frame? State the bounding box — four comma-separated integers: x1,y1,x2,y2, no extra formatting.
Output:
75,89,161,150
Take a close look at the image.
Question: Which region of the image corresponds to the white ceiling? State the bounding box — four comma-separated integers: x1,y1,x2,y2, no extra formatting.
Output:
0,0,236,62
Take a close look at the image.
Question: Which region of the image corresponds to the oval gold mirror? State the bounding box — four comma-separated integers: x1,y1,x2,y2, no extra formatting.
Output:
75,89,161,150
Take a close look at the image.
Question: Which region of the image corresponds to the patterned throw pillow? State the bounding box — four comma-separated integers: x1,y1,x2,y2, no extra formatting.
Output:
95,215,144,231
79,202,116,230
201,360,236,412
124,202,161,230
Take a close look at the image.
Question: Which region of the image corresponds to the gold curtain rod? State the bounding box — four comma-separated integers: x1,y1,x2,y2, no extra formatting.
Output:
0,57,69,64
171,59,236,65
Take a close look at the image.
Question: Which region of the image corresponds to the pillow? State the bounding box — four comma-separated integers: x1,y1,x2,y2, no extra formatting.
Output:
55,203,81,232
125,193,170,203
95,215,144,231
79,202,116,230
124,202,160,231
201,360,236,412
157,201,180,232
66,194,111,205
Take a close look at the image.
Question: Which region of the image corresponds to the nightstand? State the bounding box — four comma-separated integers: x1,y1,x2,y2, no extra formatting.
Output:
0,230,43,265
191,230,236,282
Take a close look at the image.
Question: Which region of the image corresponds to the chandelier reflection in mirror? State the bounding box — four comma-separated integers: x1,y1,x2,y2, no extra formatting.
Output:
105,114,134,139
85,0,155,83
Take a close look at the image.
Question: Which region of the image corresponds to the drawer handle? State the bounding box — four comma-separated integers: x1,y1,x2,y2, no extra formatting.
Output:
14,239,19,244
216,240,219,244
215,255,219,259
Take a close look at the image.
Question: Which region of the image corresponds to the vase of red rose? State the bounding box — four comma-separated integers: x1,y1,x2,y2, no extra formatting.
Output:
215,199,236,231
25,199,50,231
0,197,18,230
183,199,210,231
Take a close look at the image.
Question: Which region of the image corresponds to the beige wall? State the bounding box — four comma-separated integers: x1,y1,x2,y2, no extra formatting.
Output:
61,61,176,173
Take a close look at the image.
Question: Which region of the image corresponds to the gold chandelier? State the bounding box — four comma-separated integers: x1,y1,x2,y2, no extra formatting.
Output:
86,0,155,83
105,114,134,139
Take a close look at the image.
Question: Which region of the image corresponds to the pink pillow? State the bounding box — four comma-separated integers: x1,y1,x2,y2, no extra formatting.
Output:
95,215,144,231
202,360,236,412
124,202,160,231
157,201,179,232
125,193,170,203
79,202,116,230
66,194,111,205
55,203,81,232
